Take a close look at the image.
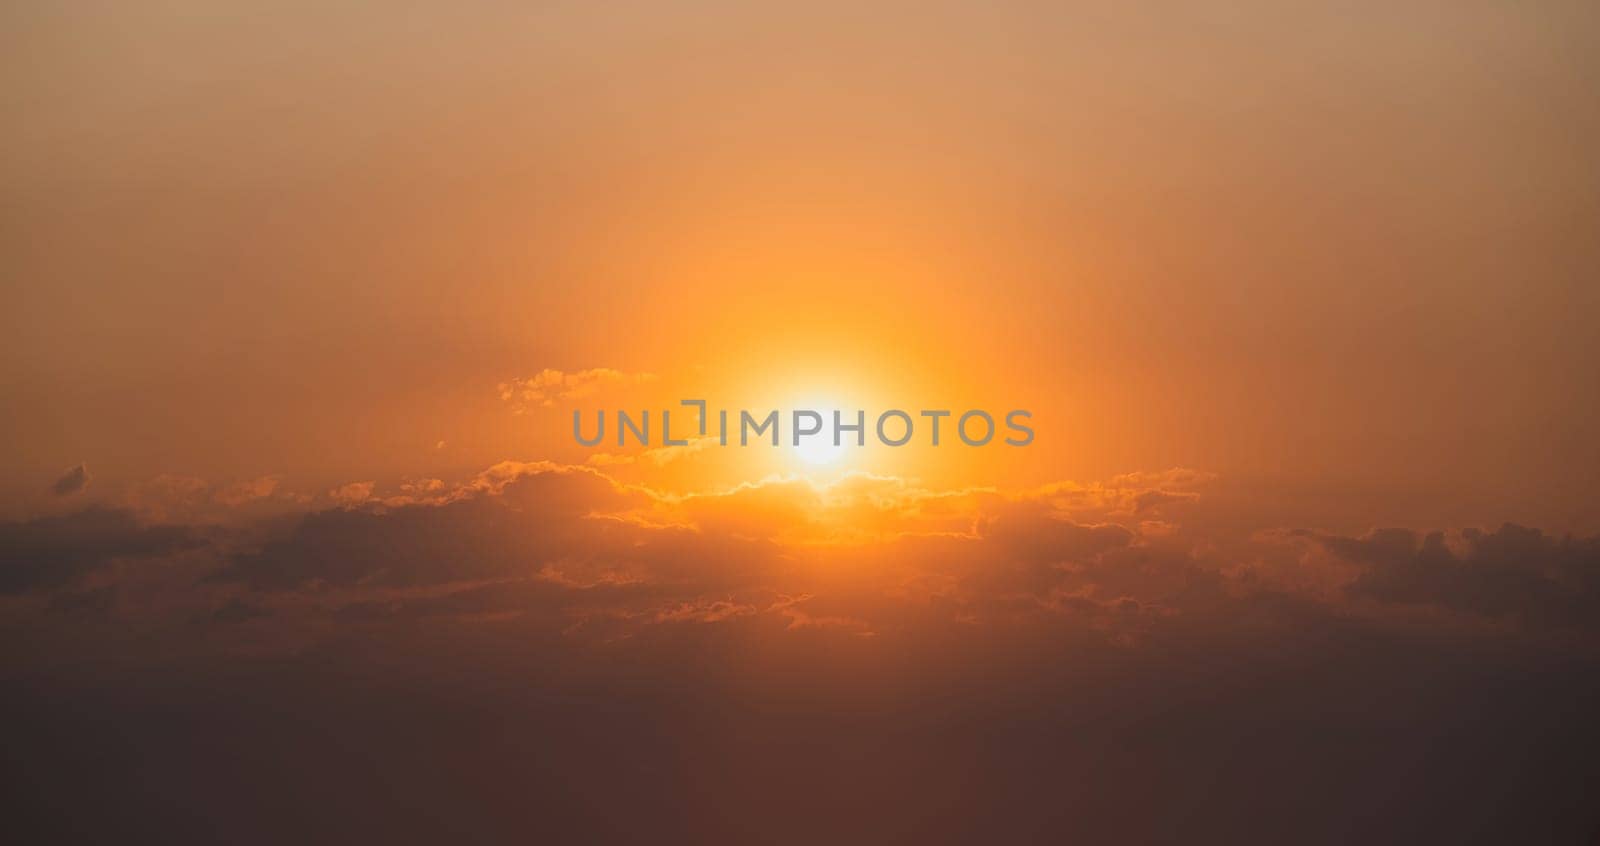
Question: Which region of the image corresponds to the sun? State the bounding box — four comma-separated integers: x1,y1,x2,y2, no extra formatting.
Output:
793,429,847,465
789,398,849,467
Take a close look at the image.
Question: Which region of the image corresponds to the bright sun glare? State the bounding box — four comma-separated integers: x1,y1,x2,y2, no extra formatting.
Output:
793,432,846,465
791,402,848,466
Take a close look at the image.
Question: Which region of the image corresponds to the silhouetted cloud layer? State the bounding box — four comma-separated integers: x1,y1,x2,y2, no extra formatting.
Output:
1308,524,1600,628
4,462,1600,843
0,506,195,595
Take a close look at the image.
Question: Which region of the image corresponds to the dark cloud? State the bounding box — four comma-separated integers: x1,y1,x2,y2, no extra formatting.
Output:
1305,526,1420,568
918,502,1140,597
50,463,90,496
6,463,1600,842
217,466,641,591
977,502,1135,565
0,507,197,595
1311,524,1600,629
214,465,785,604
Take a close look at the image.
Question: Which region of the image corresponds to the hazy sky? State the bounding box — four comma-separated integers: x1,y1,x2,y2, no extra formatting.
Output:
6,1,1598,530
6,5,1600,842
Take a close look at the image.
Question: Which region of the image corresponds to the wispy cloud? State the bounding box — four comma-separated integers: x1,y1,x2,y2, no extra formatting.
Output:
498,368,655,414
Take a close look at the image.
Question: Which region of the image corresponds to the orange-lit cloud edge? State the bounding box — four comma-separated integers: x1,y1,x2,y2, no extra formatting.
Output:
9,365,1600,843
9,401,1598,657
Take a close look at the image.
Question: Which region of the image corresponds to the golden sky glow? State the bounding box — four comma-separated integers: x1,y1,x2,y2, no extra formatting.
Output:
5,4,1600,841
4,0,1597,535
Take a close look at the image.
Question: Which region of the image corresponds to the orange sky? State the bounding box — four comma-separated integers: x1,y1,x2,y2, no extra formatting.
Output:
4,1,1598,529
6,5,1600,842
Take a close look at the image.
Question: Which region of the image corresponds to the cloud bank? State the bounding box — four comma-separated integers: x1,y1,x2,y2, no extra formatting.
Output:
4,461,1599,843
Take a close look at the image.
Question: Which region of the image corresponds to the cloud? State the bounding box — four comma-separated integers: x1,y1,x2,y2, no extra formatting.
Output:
8,461,1600,843
1029,467,1215,518
215,464,666,592
771,594,875,635
1308,524,1600,629
328,481,376,506
20,459,1600,646
174,461,1237,646
126,474,291,523
0,507,198,595
216,476,282,506
651,597,757,624
586,436,718,468
498,368,655,413
51,463,90,496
